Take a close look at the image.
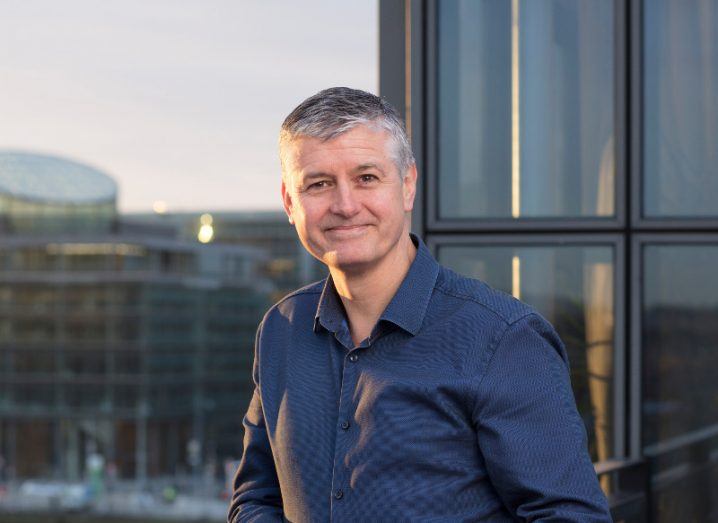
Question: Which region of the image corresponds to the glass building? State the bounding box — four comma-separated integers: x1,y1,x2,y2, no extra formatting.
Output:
0,151,271,486
0,152,116,234
380,1,718,521
125,211,327,303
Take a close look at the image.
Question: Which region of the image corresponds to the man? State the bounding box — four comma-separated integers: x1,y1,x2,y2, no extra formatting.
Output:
228,87,611,522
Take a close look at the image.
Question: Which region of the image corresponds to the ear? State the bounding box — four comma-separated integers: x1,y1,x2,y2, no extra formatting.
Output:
402,163,418,212
281,177,295,225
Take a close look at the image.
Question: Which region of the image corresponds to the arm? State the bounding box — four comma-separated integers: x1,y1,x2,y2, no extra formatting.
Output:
227,323,284,523
474,313,612,522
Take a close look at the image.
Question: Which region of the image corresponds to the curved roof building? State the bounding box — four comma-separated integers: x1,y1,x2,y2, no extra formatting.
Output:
0,151,118,233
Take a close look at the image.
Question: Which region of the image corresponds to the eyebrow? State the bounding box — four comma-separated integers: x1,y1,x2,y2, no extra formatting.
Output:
300,172,332,182
297,163,386,186
301,163,384,180
352,163,385,174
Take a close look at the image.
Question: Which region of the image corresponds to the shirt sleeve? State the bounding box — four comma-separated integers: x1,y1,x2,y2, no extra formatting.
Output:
473,313,612,522
227,322,284,523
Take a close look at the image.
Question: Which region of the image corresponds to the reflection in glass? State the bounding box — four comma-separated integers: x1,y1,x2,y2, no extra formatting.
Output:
438,0,614,219
644,1,718,217
642,244,718,522
643,245,718,445
439,244,615,463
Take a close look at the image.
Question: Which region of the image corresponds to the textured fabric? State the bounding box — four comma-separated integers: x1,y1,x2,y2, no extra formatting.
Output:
229,234,611,522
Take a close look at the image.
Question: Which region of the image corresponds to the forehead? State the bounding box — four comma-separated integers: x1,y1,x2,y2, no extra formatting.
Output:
284,125,394,174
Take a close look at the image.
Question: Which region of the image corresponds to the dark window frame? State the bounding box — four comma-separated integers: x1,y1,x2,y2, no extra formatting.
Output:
379,0,718,517
631,233,718,458
420,0,628,232
629,0,718,229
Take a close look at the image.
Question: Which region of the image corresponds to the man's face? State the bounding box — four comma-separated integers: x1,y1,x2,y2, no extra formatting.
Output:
281,124,417,273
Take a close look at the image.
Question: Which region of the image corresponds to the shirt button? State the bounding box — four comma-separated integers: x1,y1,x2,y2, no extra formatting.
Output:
341,420,350,430
334,489,344,499
349,353,359,362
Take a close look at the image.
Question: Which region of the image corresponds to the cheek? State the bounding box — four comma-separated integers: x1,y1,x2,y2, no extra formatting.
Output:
373,191,406,220
303,206,324,227
294,200,326,230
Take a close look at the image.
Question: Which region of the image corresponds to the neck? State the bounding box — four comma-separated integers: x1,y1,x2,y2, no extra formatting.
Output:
330,233,417,347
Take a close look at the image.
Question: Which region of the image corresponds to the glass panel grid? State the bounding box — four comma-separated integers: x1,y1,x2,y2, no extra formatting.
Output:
437,0,615,220
643,1,718,218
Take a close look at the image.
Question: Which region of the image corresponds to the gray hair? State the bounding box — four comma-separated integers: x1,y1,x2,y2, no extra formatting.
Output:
279,87,415,178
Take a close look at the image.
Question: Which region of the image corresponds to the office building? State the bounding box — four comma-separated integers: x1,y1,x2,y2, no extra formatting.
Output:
380,1,718,521
0,151,271,482
125,211,326,302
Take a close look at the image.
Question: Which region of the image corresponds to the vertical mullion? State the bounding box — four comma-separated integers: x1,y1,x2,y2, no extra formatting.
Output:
424,0,437,236
628,0,643,464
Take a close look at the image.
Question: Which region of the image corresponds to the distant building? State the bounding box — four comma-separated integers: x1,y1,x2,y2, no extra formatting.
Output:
0,151,116,234
0,151,271,481
125,211,327,302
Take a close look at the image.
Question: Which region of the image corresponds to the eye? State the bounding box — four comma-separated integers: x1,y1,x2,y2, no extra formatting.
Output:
358,174,379,184
307,180,330,190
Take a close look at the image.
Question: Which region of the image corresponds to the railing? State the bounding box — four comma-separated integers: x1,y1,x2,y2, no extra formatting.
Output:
596,458,648,522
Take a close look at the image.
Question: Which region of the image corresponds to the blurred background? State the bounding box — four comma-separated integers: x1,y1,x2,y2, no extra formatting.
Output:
0,0,716,522
0,1,373,521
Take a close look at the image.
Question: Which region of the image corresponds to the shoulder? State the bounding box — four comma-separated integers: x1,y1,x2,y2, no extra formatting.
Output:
433,264,537,327
274,278,325,309
434,266,568,367
259,278,325,330
427,264,567,385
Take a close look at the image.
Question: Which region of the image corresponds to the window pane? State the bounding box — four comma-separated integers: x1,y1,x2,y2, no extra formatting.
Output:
642,245,718,446
14,384,54,409
438,0,615,219
439,243,616,462
644,1,718,217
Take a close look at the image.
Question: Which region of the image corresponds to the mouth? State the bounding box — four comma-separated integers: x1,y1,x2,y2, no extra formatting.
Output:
327,224,368,231
325,224,371,236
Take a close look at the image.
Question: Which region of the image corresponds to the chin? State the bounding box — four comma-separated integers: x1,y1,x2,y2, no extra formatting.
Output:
322,248,378,271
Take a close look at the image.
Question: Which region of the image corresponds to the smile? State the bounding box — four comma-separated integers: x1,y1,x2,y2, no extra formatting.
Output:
325,224,370,236
328,224,367,230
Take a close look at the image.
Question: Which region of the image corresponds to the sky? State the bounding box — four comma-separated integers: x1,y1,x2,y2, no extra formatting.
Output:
0,0,378,213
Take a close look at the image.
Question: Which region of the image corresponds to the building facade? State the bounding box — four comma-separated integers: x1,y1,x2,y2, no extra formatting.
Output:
125,211,327,302
0,152,271,484
380,1,718,521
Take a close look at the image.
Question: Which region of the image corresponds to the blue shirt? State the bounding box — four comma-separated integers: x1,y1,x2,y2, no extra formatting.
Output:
229,235,611,522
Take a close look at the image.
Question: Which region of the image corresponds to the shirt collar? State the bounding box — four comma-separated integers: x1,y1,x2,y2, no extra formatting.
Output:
313,233,439,337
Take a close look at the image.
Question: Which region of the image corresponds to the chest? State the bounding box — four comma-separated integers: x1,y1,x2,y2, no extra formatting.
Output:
260,327,479,459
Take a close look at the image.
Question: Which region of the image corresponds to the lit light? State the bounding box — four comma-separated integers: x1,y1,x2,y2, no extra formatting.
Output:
153,201,168,214
268,258,296,273
512,255,521,300
511,0,521,218
198,214,214,243
198,224,214,243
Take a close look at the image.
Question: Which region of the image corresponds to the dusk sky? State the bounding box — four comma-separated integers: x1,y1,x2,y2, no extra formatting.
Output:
0,0,378,213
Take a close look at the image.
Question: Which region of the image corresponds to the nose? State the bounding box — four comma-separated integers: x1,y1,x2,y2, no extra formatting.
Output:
329,180,361,218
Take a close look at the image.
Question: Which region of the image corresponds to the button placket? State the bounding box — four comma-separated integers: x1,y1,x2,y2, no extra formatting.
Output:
330,346,360,514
